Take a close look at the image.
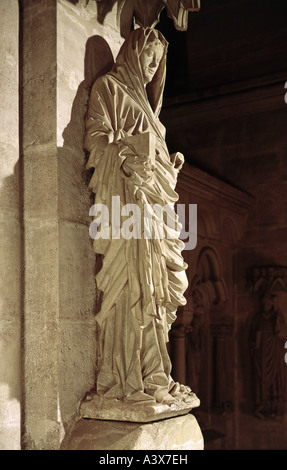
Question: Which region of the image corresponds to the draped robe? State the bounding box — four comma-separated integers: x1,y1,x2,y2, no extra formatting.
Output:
84,28,188,404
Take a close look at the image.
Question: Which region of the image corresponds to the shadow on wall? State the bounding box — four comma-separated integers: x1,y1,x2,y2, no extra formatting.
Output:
58,35,115,223
61,34,114,163
56,35,115,425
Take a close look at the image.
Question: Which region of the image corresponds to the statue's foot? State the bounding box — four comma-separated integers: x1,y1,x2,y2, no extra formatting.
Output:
170,382,200,407
145,387,177,405
156,392,176,405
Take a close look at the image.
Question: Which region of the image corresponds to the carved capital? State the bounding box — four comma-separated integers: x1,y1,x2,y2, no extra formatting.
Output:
247,265,287,295
94,0,200,32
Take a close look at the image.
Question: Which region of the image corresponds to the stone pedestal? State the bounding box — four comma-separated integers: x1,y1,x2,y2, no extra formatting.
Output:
62,414,204,450
80,391,200,423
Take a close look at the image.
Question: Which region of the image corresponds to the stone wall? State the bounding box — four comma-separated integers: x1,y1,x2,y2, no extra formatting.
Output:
163,94,287,450
169,164,253,450
20,0,125,450
0,0,125,451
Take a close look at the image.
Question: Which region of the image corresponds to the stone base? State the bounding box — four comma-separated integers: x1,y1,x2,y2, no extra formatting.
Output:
62,414,204,450
80,391,200,423
80,394,200,423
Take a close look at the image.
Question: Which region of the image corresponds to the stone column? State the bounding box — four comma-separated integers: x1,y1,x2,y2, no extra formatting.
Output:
20,0,62,450
210,323,233,410
20,0,124,450
0,0,21,451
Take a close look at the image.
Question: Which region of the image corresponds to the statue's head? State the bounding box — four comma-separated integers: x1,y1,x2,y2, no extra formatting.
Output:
139,30,165,85
114,28,168,116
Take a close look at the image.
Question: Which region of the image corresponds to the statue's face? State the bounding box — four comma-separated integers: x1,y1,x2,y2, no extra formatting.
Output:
140,43,164,85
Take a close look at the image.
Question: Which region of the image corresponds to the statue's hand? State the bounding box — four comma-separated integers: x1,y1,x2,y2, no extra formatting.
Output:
122,154,153,181
170,152,184,170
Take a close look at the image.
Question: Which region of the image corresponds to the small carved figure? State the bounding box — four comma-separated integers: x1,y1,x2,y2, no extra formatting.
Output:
82,27,199,422
249,292,286,419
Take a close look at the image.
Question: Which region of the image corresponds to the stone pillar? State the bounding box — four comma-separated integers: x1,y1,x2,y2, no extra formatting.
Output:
19,0,124,450
20,0,62,450
210,323,233,410
0,0,21,451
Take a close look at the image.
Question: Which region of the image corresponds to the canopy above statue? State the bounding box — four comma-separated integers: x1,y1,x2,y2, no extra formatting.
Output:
95,0,200,33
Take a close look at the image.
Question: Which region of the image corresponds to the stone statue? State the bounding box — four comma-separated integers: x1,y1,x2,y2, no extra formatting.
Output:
81,27,199,422
249,292,286,419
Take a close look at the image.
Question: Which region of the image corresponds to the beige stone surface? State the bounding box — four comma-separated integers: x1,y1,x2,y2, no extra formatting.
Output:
0,0,21,451
62,414,204,450
19,0,122,450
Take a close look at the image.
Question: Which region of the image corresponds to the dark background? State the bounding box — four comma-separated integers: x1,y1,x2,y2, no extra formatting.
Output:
157,0,287,450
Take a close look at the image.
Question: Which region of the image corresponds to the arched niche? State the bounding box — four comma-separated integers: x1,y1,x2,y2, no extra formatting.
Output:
170,245,230,409
195,246,228,305
247,266,287,419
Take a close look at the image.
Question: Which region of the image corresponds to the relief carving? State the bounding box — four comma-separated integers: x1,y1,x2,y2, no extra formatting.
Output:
249,291,286,419
248,267,287,420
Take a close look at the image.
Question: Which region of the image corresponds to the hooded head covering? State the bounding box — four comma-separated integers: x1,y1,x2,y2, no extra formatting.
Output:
110,28,168,118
